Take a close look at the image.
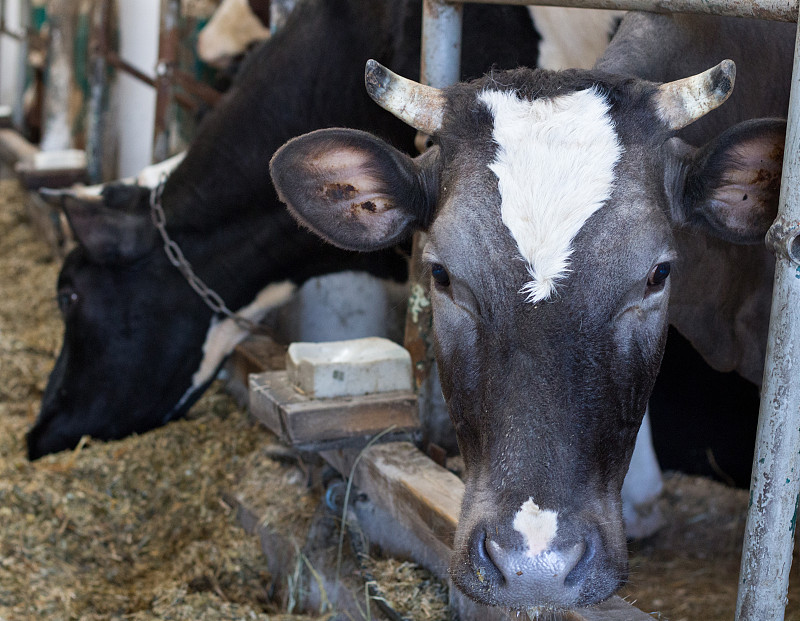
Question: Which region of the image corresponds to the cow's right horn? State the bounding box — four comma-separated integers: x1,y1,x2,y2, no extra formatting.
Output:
654,59,736,131
365,59,446,135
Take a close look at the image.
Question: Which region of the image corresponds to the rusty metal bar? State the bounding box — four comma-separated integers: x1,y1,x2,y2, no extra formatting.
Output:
107,50,156,88
735,14,800,621
463,0,798,22
86,0,110,183
172,67,223,107
152,0,180,163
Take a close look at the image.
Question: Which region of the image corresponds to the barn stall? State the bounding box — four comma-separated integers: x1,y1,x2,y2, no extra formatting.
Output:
1,0,800,619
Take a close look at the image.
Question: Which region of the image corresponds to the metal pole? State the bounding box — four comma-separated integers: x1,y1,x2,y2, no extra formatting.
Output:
86,0,109,183
735,15,800,621
463,0,798,22
152,0,179,163
421,0,462,88
404,0,463,456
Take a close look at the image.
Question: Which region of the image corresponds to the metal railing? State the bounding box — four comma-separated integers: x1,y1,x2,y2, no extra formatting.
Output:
415,1,800,620
0,0,223,177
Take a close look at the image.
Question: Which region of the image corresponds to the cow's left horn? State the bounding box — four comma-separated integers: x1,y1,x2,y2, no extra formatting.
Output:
655,59,736,131
365,59,446,135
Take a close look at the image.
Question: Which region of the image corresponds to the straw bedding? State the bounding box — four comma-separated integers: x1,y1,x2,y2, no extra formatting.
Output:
2,176,799,620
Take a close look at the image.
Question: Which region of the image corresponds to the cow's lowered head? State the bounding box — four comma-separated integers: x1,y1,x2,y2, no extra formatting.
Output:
27,183,224,460
270,60,784,610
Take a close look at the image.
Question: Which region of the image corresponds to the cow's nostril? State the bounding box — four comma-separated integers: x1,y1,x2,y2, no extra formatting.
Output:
565,530,599,588
468,528,504,585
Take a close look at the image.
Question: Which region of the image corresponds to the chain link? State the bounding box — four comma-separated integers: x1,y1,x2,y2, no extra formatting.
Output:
149,177,271,335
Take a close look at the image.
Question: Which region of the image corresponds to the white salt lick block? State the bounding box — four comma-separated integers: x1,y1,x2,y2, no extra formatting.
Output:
287,337,413,399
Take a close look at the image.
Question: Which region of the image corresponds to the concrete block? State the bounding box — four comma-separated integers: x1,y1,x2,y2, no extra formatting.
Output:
287,337,412,399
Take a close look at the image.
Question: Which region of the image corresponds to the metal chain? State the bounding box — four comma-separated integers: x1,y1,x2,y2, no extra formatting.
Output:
149,177,271,335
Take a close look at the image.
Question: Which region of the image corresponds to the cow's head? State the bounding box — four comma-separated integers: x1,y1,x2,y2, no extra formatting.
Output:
270,61,784,610
26,183,266,460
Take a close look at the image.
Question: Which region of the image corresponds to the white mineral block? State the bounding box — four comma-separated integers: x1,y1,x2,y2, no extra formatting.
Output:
287,337,413,399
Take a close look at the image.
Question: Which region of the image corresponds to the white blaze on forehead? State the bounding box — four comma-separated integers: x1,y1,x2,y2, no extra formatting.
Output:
513,498,559,558
479,88,622,303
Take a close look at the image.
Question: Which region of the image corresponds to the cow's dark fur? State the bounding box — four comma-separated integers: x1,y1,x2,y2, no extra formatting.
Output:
270,12,793,610
28,0,541,459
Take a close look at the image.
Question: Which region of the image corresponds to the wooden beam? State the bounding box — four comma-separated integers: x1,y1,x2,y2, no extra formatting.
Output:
15,161,87,190
322,442,653,621
249,371,419,451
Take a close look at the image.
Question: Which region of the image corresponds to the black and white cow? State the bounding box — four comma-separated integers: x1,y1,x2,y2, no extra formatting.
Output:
270,12,792,611
27,0,545,459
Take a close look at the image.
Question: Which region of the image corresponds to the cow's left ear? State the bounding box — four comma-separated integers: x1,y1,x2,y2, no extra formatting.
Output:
668,118,786,244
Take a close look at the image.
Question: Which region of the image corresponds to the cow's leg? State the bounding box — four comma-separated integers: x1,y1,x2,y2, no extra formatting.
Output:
621,407,664,538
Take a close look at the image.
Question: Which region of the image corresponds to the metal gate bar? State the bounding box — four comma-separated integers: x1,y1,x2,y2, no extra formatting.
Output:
458,0,798,22
418,1,800,619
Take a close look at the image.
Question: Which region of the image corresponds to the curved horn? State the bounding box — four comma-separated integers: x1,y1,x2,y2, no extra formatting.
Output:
655,60,736,130
365,59,446,135
654,59,736,131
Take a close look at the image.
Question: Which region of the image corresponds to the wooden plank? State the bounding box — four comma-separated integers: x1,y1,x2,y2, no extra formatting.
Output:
224,334,287,406
322,442,653,621
249,370,419,450
15,161,87,190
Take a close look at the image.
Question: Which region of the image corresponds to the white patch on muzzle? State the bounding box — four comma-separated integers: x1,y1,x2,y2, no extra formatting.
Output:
513,498,558,558
479,88,622,303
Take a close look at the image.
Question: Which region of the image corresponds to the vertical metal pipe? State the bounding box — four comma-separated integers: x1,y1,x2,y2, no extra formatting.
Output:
86,0,108,183
152,0,179,163
735,17,800,621
421,0,462,88
404,1,463,453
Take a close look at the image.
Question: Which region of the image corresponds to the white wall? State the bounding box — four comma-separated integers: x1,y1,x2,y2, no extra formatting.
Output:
114,0,159,177
0,0,24,123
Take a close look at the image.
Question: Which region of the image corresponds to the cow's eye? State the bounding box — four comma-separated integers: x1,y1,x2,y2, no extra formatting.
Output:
57,288,79,315
647,262,671,289
431,263,451,288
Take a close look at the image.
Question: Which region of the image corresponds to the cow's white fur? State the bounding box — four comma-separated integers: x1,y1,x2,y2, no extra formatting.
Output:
168,280,294,418
479,88,622,303
528,7,624,71
191,281,296,393
513,498,558,558
73,151,186,198
196,0,270,65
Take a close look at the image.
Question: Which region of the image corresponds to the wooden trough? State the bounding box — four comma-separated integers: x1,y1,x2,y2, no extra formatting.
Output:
229,335,653,621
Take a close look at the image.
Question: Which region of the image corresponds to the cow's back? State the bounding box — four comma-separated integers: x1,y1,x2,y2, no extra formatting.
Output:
598,13,794,146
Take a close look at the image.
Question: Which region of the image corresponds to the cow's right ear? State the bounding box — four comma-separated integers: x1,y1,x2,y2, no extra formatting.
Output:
270,128,438,251
40,184,156,264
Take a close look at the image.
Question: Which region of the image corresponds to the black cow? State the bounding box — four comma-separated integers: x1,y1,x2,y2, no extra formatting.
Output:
28,0,543,459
